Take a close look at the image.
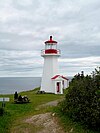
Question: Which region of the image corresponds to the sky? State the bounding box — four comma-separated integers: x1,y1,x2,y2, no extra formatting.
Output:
0,0,100,77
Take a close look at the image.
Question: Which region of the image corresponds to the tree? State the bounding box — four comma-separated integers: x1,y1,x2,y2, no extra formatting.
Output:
59,68,100,130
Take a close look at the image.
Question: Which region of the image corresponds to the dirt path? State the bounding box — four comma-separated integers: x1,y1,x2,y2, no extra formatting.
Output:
36,99,62,110
25,112,65,133
24,99,65,133
12,100,66,133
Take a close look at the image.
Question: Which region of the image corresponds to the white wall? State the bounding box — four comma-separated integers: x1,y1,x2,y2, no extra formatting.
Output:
41,55,59,93
63,80,69,89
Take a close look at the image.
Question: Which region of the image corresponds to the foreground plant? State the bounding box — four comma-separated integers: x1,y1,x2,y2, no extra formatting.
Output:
59,68,100,131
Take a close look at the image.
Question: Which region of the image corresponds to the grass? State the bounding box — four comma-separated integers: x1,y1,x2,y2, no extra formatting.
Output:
0,88,99,133
0,88,63,133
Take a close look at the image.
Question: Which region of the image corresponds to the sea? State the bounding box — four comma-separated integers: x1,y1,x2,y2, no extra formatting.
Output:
0,77,41,94
0,77,72,94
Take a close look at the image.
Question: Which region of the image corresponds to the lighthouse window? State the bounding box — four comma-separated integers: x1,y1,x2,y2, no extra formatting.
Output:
45,43,57,50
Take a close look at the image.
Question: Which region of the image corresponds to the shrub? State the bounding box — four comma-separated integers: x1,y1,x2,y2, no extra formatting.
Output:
0,107,5,116
59,68,100,131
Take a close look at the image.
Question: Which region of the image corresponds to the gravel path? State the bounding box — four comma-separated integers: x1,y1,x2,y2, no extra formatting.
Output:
35,99,63,111
24,99,65,133
25,112,65,133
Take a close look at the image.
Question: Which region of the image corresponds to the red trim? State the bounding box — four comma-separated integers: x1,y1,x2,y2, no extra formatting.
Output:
51,75,69,80
45,40,57,44
51,75,60,79
45,36,57,44
45,49,57,54
61,76,69,80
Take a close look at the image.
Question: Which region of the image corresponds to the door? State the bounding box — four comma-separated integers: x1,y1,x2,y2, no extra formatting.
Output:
57,82,60,92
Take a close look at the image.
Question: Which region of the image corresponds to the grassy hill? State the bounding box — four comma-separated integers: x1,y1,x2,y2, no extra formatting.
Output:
0,88,63,133
0,88,99,133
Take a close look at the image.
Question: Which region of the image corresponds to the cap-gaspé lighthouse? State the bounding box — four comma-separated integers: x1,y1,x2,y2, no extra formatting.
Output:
40,36,69,94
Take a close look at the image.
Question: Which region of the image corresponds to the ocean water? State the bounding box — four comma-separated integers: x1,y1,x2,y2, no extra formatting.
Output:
0,77,41,94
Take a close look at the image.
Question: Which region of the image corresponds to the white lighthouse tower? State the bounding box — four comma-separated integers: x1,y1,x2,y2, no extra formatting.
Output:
41,36,69,94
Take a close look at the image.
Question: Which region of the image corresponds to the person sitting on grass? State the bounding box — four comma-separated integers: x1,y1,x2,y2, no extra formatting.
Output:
14,91,18,101
18,95,22,101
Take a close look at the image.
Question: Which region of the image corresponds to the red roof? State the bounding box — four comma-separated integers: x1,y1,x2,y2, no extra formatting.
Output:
51,75,69,80
61,76,69,80
51,75,60,79
45,36,57,44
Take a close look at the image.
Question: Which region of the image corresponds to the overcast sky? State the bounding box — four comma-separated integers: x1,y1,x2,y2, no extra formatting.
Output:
0,0,100,77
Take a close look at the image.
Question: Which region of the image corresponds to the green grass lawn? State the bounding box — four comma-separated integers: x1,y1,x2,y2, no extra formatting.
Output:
0,88,63,133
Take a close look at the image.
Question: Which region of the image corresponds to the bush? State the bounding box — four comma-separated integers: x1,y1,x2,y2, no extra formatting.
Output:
0,107,5,116
59,68,100,131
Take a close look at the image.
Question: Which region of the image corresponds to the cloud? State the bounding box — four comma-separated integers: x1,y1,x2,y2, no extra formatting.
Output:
0,50,43,76
0,0,100,76
59,56,100,76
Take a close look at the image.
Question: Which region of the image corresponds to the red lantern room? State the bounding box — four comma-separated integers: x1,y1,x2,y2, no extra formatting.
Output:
41,36,60,56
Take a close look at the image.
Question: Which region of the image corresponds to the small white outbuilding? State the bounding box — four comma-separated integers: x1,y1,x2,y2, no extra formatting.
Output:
51,75,69,94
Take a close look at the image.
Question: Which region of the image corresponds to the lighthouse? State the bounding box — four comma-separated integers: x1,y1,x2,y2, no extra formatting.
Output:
40,36,69,94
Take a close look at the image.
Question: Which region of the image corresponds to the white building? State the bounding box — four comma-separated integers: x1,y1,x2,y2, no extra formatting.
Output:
40,36,69,94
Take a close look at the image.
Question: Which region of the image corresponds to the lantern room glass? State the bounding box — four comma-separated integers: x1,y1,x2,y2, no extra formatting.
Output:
45,43,57,50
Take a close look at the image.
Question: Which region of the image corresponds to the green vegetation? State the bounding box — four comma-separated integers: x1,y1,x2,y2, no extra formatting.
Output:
0,107,5,116
0,88,63,133
54,107,96,133
55,67,100,133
